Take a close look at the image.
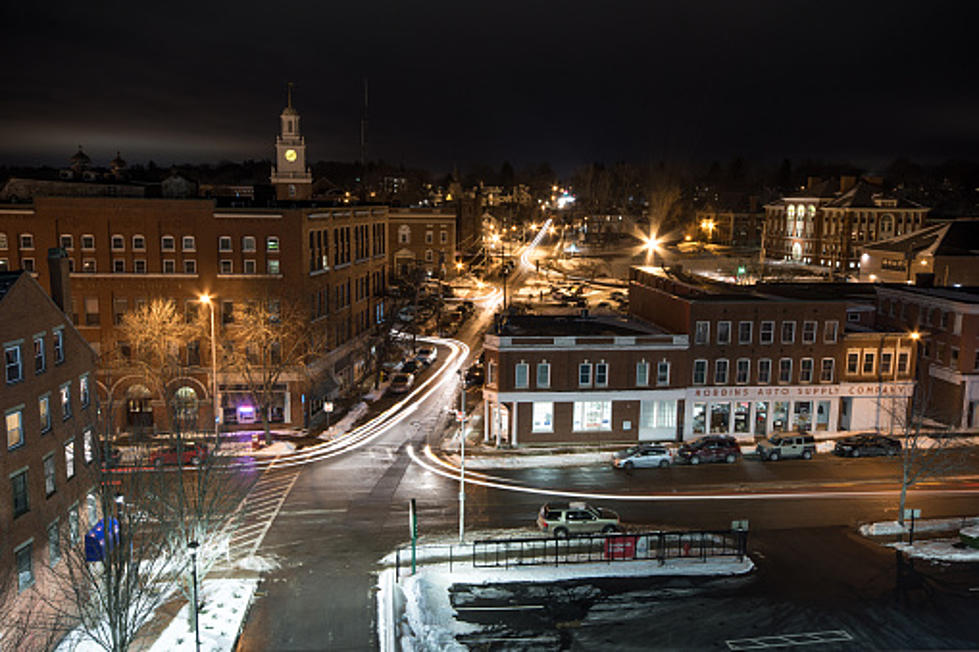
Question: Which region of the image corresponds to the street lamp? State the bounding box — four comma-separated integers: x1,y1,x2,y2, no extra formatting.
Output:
198,294,220,441
187,540,201,652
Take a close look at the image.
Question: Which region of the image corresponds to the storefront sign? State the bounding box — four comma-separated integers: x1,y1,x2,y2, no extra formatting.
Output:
689,382,913,400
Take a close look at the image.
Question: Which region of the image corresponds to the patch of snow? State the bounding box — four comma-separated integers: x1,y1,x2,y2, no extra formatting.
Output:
961,525,979,538
888,539,979,562
250,441,297,457
318,401,369,440
400,573,479,652
148,579,257,652
859,516,979,537
235,554,281,572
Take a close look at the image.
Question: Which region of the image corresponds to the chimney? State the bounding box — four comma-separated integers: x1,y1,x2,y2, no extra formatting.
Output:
840,176,857,193
47,247,71,313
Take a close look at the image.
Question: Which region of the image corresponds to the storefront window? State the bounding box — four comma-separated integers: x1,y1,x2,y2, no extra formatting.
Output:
692,402,706,434
772,401,789,432
572,401,611,431
532,402,553,433
793,401,812,432
754,402,768,435
710,402,730,434
816,400,831,431
734,402,750,433
641,400,677,429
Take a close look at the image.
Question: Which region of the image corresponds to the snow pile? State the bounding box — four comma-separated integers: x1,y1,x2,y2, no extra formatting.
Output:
235,554,281,572
888,539,979,562
148,579,257,652
250,441,297,457
400,572,478,652
859,516,979,537
318,401,369,440
461,451,610,469
961,524,979,539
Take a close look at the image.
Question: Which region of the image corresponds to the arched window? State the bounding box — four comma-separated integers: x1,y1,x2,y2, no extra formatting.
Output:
879,214,894,239
398,225,411,244
172,386,199,432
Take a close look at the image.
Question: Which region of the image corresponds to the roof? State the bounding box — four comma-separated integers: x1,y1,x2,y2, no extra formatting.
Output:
0,271,23,301
633,266,861,304
823,180,922,209
497,314,666,337
880,284,979,305
862,219,979,257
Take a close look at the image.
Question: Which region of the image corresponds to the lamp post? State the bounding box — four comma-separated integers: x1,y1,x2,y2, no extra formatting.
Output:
187,540,201,652
198,294,219,442
457,367,467,543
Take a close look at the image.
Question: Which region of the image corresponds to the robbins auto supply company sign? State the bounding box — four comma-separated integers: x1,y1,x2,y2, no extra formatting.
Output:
689,382,914,400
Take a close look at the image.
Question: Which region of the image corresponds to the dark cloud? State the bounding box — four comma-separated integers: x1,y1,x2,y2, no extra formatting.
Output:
2,1,978,174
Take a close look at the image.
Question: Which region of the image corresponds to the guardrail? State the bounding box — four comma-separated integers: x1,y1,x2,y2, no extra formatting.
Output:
472,529,747,568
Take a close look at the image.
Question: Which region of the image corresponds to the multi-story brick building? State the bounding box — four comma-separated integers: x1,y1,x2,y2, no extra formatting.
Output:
388,208,458,279
763,177,928,273
875,284,979,428
0,197,389,432
481,267,918,445
1,266,98,634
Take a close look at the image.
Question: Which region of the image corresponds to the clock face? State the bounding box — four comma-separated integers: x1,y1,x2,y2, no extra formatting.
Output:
284,148,298,162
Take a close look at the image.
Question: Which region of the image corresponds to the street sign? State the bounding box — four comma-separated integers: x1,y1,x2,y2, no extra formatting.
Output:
323,402,334,413
455,410,465,422
903,509,921,519
731,519,749,531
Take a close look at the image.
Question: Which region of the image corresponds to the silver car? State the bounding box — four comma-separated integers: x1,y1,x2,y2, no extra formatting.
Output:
612,444,673,470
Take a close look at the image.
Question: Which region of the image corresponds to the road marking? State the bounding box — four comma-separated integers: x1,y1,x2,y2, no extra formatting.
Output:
726,630,853,650
455,605,546,611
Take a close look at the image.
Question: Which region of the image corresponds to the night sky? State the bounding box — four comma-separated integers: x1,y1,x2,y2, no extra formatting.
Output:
2,1,978,174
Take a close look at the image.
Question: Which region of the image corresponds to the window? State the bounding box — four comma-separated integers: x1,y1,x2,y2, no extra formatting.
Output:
635,360,649,386
132,234,146,250
487,360,496,385
86,492,97,524
594,361,608,387
398,225,410,244
440,231,448,244
760,321,774,344
641,400,677,429
12,470,29,517
824,320,839,343
60,234,73,249
182,235,196,251
220,260,233,274
161,235,175,252
81,234,95,250
20,233,35,249
717,321,731,344
736,358,750,384
134,259,146,273
34,335,45,374
53,330,64,364
267,236,280,251
22,257,35,272
820,358,835,383
881,351,893,375
898,351,910,374
802,321,817,343
693,359,707,385
656,361,670,386
113,259,125,273
80,374,90,408
5,344,23,383
572,401,612,431
242,235,257,252
44,454,56,496
81,257,96,273
0,232,6,249
800,358,814,383
515,362,529,388
847,351,860,374
532,402,553,433
951,346,960,367
60,382,71,419
83,429,93,464
424,249,433,262
714,359,729,384
779,358,793,384
6,408,24,448
183,260,197,274
85,296,100,326
68,505,79,544
578,362,592,386
15,542,33,591
738,321,752,345
536,362,550,388
425,231,433,244
111,234,125,251
267,259,281,274
163,259,176,273
244,259,257,274
39,395,51,432
847,312,860,323
218,236,232,252
64,441,75,479
694,321,710,345
48,520,61,566
781,321,796,344
862,351,875,374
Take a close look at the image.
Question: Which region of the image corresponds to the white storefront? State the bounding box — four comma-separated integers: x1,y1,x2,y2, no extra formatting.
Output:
684,381,915,440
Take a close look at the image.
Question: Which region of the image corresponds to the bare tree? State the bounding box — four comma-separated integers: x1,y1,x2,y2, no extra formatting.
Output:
226,296,318,445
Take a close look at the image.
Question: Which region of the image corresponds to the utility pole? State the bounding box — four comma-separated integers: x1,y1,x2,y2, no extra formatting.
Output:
458,368,467,543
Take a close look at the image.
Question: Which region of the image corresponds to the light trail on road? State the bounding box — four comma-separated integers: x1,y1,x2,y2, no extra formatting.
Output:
409,444,979,502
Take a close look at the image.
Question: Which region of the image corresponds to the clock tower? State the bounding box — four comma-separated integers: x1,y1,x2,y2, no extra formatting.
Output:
270,82,313,200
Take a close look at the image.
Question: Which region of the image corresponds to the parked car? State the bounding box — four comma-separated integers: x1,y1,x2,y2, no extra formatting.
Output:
757,434,816,461
833,434,901,458
610,291,626,301
612,444,672,469
536,502,620,537
415,346,438,365
400,359,421,375
464,365,485,388
389,372,415,394
149,442,208,468
676,435,741,465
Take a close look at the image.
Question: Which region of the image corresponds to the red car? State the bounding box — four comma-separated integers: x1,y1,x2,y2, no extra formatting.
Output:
676,435,742,465
149,442,208,468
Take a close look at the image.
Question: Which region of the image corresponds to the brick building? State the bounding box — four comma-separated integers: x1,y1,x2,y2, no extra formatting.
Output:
875,284,979,428
763,177,928,273
858,219,979,286
0,197,388,432
388,208,458,279
481,268,918,446
1,267,98,631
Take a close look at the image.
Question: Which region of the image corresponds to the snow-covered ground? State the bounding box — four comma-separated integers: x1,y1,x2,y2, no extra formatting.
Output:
860,516,979,563
249,441,297,457
148,579,257,651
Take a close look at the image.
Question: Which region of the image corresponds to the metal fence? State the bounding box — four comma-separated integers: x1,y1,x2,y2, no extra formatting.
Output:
472,530,748,568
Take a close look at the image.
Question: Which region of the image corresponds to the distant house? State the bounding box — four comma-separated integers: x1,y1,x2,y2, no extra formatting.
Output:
858,219,979,286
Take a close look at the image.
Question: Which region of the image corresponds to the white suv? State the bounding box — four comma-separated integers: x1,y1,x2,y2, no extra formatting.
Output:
536,502,620,537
